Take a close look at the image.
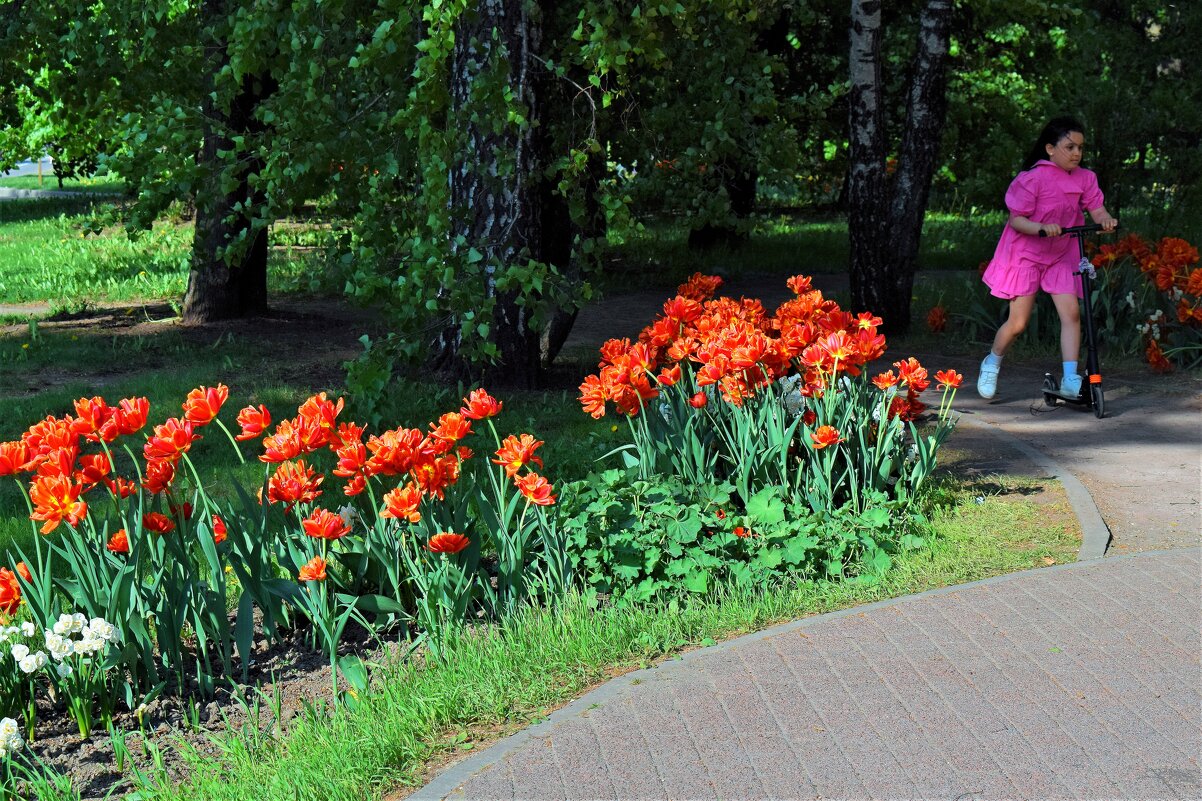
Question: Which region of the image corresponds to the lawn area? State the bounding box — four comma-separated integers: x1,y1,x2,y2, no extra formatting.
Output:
0,174,125,193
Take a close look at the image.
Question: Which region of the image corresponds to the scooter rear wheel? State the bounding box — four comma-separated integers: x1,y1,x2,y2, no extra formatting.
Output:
1091,384,1105,419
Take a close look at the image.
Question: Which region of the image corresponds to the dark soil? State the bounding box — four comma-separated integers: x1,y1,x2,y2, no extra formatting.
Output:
26,620,402,800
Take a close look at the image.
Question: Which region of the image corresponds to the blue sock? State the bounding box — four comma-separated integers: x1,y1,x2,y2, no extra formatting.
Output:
983,352,1003,369
1063,360,1078,378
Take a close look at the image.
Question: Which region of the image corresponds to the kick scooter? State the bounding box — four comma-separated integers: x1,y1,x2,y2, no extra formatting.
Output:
1039,222,1116,419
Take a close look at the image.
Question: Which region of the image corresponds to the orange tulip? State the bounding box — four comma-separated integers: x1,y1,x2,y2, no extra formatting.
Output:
235,404,272,440
0,568,20,615
260,419,303,463
872,370,899,390
143,418,198,463
460,389,502,420
107,529,130,554
425,532,470,554
935,369,963,390
182,384,229,426
0,441,31,477
429,412,473,450
212,515,227,544
266,459,324,509
926,305,948,333
29,474,88,534
515,472,557,506
102,396,151,440
492,434,544,477
74,453,112,487
302,508,351,541
143,512,175,534
298,556,327,582
689,392,708,408
810,425,843,450
381,482,423,523
71,396,113,441
142,459,176,495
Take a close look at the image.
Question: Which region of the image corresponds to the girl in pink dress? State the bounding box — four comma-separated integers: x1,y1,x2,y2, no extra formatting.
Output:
977,117,1118,399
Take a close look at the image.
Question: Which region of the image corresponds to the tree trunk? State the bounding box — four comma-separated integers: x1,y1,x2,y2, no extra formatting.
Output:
847,0,889,322
182,0,273,323
847,0,952,335
432,0,545,388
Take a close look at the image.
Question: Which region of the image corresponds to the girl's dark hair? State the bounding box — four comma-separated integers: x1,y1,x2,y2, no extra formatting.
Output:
1022,116,1085,171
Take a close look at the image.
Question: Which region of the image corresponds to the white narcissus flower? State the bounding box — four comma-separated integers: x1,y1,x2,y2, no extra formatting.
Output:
56,662,73,678
85,618,117,643
18,651,46,674
10,643,29,662
0,716,22,759
20,622,34,637
77,637,105,656
44,633,73,662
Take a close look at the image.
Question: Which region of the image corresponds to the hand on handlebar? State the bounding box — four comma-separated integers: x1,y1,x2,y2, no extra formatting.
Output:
1039,222,1063,237
1099,216,1118,233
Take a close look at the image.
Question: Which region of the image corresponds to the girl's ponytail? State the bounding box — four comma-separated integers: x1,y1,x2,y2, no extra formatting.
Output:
1022,116,1085,171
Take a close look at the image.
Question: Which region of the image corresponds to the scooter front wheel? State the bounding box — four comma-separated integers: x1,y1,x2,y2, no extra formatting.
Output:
1091,384,1105,419
1043,374,1059,407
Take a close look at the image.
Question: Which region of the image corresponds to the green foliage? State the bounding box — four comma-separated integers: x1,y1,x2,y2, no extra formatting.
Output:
559,469,918,607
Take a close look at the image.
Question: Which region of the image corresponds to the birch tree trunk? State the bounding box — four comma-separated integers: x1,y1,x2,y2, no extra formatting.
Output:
433,0,545,388
847,0,952,335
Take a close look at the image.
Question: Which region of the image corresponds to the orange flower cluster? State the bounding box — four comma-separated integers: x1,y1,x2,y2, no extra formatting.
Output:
870,357,932,422
1094,234,1202,369
1,394,157,533
580,273,892,416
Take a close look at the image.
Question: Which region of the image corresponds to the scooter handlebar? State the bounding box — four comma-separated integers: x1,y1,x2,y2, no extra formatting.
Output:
1038,222,1119,238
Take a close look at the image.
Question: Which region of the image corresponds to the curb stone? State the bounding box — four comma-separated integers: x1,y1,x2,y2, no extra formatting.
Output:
955,414,1112,561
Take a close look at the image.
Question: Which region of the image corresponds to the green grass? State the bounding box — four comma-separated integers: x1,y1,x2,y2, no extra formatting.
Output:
0,174,125,194
132,471,1078,801
0,197,334,307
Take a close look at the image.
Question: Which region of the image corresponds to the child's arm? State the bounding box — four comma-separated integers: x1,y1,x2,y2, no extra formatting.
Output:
1088,206,1118,232
1008,213,1061,237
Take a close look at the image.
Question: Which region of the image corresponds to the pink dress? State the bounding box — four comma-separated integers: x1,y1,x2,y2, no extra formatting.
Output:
982,160,1105,299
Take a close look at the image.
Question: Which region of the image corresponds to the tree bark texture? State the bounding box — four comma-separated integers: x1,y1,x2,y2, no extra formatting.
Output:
435,0,546,388
183,0,273,323
847,0,952,335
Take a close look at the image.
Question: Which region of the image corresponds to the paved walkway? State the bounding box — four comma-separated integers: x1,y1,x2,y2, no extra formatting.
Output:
415,550,1200,800
412,274,1202,800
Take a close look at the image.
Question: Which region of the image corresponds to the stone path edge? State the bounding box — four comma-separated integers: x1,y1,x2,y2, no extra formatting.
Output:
410,546,1198,801
955,414,1112,561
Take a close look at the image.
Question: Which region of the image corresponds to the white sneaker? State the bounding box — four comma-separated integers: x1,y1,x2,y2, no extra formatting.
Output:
1059,373,1082,397
977,358,1000,399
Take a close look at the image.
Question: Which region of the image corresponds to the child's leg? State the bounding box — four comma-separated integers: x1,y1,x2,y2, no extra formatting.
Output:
1050,293,1081,362
978,294,1036,399
1050,292,1083,394
990,294,1037,356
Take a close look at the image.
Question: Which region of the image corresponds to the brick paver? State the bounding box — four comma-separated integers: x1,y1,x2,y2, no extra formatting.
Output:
415,549,1202,800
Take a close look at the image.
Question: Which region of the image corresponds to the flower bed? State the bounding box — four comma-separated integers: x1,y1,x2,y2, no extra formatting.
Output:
1089,234,1202,370
0,272,965,795
0,385,566,790
567,273,963,604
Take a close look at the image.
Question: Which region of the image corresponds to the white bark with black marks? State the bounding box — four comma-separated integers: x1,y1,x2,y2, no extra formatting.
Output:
847,0,952,334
